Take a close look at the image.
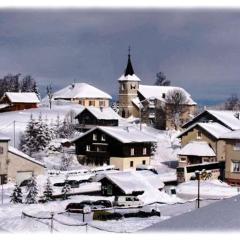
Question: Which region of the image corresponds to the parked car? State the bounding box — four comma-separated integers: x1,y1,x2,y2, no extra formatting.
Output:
91,200,112,209
53,180,79,188
65,200,93,213
113,196,144,208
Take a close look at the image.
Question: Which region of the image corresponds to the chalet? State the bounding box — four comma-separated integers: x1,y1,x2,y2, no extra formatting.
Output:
0,133,45,184
117,51,196,129
72,126,156,170
0,92,40,112
98,171,164,196
75,106,120,131
52,83,112,108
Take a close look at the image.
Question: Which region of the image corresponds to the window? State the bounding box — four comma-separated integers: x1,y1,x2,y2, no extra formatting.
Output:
131,84,136,89
130,161,134,167
121,84,125,91
99,101,105,107
233,143,240,151
86,145,90,151
96,146,100,152
130,148,135,156
142,160,146,165
143,147,147,155
162,93,166,99
232,161,240,172
89,100,95,106
93,134,97,141
101,134,106,141
197,131,202,139
0,147,3,154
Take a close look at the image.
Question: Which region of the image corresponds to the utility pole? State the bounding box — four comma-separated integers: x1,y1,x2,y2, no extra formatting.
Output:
50,212,54,233
13,120,16,148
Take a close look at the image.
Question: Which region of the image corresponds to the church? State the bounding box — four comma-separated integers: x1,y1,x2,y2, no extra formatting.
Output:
117,50,197,130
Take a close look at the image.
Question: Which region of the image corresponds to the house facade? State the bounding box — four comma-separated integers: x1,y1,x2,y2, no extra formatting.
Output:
219,130,240,186
52,83,112,108
72,126,156,170
0,134,45,184
177,111,240,183
0,92,40,112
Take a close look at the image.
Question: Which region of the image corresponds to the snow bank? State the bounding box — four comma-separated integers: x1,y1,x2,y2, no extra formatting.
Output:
176,180,239,200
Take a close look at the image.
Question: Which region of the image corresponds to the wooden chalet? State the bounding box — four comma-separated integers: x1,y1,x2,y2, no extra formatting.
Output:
75,106,120,131
0,92,40,112
72,126,156,170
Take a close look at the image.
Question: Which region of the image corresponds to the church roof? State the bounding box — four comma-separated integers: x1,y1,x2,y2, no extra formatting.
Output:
124,54,135,76
118,51,141,82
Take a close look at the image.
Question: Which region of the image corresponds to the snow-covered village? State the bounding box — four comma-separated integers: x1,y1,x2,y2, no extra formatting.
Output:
1,6,240,235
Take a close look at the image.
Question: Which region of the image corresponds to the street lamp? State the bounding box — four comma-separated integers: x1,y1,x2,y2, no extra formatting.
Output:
139,97,156,131
195,169,211,208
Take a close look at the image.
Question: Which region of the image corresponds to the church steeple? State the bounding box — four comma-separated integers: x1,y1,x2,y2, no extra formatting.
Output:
124,46,135,76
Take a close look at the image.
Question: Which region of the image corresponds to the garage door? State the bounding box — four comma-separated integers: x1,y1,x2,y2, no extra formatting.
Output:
16,171,33,185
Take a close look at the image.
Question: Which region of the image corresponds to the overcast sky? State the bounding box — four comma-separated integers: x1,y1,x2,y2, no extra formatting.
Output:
0,9,240,105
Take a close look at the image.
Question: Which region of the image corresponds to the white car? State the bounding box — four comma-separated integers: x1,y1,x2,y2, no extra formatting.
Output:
113,196,144,208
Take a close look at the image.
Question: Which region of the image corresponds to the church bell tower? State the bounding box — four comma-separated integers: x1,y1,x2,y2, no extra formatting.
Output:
118,48,141,118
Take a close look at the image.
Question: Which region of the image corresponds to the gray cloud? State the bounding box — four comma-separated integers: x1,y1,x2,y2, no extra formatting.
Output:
0,9,240,105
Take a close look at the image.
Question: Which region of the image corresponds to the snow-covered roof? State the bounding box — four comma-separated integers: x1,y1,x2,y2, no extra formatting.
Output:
76,106,121,120
0,104,9,109
220,129,240,140
142,192,240,232
178,122,231,139
0,133,10,141
131,97,141,109
183,110,240,130
72,126,157,144
207,110,240,130
53,83,112,100
138,85,196,105
178,141,216,157
118,74,141,82
101,171,164,194
4,92,40,103
8,146,45,167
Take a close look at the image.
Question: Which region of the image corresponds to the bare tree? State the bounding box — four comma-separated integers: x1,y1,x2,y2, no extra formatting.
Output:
46,84,53,109
166,89,187,130
225,93,240,111
155,72,171,86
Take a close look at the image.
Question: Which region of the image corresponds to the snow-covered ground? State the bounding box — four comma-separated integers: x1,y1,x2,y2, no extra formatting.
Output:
176,180,240,200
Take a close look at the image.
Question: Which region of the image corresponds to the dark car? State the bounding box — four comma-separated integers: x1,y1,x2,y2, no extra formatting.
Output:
65,201,93,213
92,200,112,209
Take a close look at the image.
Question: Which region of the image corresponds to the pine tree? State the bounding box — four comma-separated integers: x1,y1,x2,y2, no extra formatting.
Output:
32,81,41,100
61,183,71,200
20,114,53,155
42,178,53,202
10,184,23,204
25,177,38,204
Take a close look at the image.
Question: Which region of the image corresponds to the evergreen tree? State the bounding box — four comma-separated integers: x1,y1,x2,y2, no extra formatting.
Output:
20,114,52,155
32,81,41,100
10,184,23,204
25,177,38,204
56,120,75,139
42,178,53,202
61,183,71,200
